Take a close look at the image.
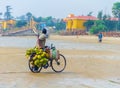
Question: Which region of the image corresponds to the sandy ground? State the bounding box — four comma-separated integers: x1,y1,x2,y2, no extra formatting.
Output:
0,35,120,88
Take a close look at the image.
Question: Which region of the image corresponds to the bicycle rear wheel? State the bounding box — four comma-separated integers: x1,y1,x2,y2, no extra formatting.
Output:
28,54,42,73
51,54,66,73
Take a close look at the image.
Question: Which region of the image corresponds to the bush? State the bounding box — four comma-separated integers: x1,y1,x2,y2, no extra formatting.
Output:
89,24,106,34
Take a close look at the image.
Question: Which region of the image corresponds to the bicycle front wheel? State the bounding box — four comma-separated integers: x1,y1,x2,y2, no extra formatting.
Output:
51,54,66,73
28,54,42,73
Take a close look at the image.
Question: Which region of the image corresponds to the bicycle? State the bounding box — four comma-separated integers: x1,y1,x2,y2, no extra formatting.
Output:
28,44,66,73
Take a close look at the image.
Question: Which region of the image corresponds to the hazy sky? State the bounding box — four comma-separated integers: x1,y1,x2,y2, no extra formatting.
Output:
0,0,120,18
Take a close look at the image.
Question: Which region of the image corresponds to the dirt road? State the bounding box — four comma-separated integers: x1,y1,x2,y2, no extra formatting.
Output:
0,35,120,88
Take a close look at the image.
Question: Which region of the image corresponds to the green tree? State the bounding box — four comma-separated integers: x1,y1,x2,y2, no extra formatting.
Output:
33,16,42,23
15,20,27,28
4,6,12,20
46,20,54,26
26,12,32,22
89,20,106,34
97,10,103,20
112,2,120,30
103,14,107,20
17,15,26,20
87,12,93,16
44,16,55,26
102,14,116,31
112,2,120,18
104,20,117,31
55,19,66,30
83,20,94,31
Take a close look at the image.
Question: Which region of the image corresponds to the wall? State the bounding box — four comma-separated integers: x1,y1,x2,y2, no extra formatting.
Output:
66,19,86,31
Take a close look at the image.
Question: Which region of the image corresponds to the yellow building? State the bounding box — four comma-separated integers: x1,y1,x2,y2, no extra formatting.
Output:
1,19,16,30
65,14,97,31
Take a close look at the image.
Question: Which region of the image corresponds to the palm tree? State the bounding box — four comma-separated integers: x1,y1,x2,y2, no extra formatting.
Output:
4,6,12,20
97,10,103,20
26,12,32,22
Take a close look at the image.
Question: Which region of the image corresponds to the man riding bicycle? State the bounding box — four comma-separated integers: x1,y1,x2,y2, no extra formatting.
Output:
36,28,47,49
33,28,47,71
27,28,66,73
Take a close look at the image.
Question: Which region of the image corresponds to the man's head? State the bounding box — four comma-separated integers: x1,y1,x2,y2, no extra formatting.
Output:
42,28,47,34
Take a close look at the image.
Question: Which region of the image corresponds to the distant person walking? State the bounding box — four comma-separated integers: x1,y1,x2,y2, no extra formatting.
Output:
98,32,103,43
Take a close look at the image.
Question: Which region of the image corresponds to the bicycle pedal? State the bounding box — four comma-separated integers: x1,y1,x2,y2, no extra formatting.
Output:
43,66,48,69
43,64,49,69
